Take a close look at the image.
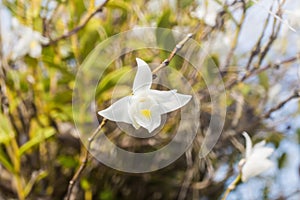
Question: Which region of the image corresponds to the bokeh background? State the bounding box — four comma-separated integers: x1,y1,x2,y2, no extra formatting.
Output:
0,0,299,199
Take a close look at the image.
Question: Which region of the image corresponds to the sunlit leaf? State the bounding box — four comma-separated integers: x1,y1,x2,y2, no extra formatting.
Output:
19,128,55,156
0,114,14,144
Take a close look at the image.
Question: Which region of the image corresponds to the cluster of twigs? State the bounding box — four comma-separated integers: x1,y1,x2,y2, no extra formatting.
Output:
64,0,300,199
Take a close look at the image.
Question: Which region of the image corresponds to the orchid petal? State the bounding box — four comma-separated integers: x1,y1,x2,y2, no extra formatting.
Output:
252,146,274,159
134,104,161,133
149,90,192,114
242,132,252,159
133,58,152,93
253,140,266,148
241,132,274,182
98,96,132,124
242,157,274,182
29,42,42,58
128,104,141,130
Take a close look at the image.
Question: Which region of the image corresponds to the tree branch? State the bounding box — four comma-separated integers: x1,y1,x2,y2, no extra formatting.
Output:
65,118,107,200
262,90,300,119
223,1,246,69
152,33,193,78
45,0,109,46
226,53,300,90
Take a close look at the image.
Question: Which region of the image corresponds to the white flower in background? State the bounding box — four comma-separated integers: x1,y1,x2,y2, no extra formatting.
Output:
284,8,300,30
98,58,192,133
239,132,274,182
191,0,225,26
10,18,49,60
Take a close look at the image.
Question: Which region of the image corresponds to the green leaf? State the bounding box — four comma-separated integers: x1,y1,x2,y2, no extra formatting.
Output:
96,66,132,97
179,0,194,8
99,188,114,200
0,114,14,144
258,72,269,91
267,132,284,148
80,178,90,190
19,128,55,156
57,155,78,168
24,170,48,197
79,19,101,60
106,0,130,12
0,148,14,173
156,10,176,52
246,0,255,9
278,152,287,169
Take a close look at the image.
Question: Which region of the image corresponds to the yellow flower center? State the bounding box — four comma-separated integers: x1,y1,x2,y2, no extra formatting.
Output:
30,41,38,49
140,109,151,119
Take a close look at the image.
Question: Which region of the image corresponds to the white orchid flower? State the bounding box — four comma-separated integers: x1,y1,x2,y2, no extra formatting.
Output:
11,18,49,60
240,132,274,182
190,0,224,27
98,58,192,133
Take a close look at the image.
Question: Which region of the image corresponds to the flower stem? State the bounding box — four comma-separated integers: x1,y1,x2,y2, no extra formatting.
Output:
221,174,241,200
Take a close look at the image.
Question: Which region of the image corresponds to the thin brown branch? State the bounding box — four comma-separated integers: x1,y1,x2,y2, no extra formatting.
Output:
152,33,194,78
223,1,246,69
65,118,107,200
246,3,273,70
45,0,109,46
256,1,284,67
262,90,300,119
226,53,300,90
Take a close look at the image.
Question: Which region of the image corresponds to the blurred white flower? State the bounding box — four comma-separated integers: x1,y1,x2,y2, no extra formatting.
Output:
98,58,192,133
240,132,274,182
191,0,224,26
284,8,300,29
10,18,49,60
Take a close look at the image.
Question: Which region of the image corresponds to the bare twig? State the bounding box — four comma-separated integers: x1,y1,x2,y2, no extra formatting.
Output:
45,0,109,46
262,90,300,118
223,1,246,69
256,0,284,67
178,148,194,200
226,54,300,90
178,168,194,200
65,118,107,200
152,33,194,77
251,0,295,32
246,3,273,70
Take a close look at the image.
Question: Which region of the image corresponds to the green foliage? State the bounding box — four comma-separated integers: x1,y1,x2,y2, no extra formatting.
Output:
0,113,14,144
58,155,78,168
99,188,114,200
0,0,298,199
96,66,132,99
156,9,176,51
19,128,55,156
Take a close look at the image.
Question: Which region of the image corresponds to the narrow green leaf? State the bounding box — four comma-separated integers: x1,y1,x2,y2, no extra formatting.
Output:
0,148,14,173
19,128,55,156
96,66,132,96
0,114,14,144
